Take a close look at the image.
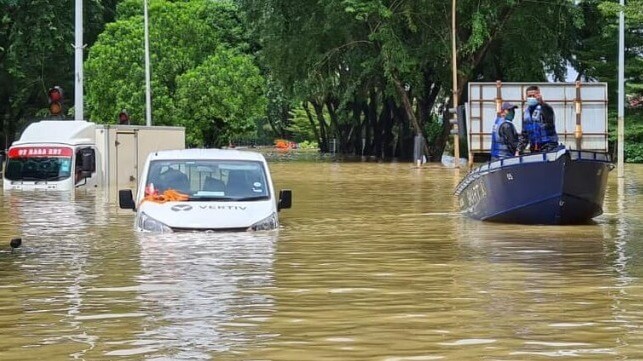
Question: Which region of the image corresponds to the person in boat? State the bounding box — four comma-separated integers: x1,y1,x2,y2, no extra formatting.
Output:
490,102,521,161
519,85,561,153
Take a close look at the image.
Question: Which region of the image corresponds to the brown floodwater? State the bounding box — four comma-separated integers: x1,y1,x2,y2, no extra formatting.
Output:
0,161,642,360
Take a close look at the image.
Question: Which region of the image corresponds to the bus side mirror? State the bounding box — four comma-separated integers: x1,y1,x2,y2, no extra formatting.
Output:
278,189,292,211
119,189,136,210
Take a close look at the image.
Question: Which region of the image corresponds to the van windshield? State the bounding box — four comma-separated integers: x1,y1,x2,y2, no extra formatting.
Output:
145,159,270,201
4,146,73,181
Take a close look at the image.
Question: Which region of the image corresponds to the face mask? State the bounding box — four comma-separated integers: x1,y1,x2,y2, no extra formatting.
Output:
505,110,515,121
526,97,538,107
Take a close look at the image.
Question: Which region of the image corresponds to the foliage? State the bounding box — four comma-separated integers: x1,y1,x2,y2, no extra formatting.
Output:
240,0,587,160
285,105,317,143
298,140,319,150
424,113,445,143
0,0,116,147
608,109,643,162
623,113,643,162
263,75,291,139
4,0,642,162
85,0,255,136
573,0,643,104
174,49,266,147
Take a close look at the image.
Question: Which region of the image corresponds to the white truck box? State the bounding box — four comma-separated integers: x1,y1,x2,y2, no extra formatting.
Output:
95,124,185,193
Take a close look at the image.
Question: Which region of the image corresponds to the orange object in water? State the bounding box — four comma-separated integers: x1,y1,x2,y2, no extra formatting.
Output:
275,139,291,150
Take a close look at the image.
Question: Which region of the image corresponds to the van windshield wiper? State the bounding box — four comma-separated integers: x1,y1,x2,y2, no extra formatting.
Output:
234,195,270,201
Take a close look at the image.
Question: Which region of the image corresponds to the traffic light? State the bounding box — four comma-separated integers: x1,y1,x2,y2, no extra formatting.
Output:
448,107,459,135
447,105,466,136
48,86,63,116
118,109,130,125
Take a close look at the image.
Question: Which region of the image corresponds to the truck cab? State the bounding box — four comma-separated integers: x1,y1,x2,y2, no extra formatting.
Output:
3,121,99,191
119,149,292,232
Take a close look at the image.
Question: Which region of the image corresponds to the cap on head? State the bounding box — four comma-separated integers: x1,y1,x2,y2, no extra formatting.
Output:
501,102,518,111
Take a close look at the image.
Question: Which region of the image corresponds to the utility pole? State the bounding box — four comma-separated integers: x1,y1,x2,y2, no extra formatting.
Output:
451,0,460,167
144,0,152,126
74,0,83,120
617,0,625,178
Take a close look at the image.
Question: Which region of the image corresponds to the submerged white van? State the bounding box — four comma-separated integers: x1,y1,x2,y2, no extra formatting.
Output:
118,149,292,232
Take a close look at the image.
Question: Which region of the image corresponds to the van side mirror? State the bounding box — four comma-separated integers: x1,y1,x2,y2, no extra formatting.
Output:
278,189,292,211
119,189,136,210
80,148,96,173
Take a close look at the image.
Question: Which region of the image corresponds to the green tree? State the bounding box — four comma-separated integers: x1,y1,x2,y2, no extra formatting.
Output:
574,0,643,162
0,0,116,148
574,0,643,102
241,0,585,160
175,49,266,148
85,0,252,131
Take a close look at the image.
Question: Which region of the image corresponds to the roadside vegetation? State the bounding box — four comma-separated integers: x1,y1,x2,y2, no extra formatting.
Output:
1,0,641,161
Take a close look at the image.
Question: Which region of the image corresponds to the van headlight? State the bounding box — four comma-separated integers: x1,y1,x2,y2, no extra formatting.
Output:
137,212,173,233
248,212,278,231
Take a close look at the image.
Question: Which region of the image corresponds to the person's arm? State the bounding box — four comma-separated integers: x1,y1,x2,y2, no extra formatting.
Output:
517,125,528,153
500,123,520,154
541,103,557,136
541,103,555,125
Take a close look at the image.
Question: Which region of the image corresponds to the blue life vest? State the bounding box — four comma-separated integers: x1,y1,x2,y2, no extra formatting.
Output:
523,105,558,151
491,116,511,158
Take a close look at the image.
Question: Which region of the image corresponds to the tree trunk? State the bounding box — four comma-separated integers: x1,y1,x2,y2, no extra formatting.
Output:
311,99,329,153
428,105,452,162
381,98,395,159
391,75,430,158
368,90,380,157
325,98,345,152
302,101,322,147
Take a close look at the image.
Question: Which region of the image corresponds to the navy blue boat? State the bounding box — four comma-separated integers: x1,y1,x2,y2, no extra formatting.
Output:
454,148,613,225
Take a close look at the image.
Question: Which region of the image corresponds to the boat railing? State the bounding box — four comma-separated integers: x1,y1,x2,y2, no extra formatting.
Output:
471,148,567,174
567,150,612,162
454,148,611,195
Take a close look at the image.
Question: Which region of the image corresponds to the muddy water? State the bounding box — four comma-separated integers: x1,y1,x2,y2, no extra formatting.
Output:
0,162,641,360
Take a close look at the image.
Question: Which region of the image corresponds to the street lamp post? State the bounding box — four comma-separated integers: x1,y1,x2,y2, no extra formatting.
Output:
451,0,460,168
144,0,152,126
617,0,625,178
74,0,83,120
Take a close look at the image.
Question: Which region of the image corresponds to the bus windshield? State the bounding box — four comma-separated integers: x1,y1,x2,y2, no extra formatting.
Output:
4,146,73,181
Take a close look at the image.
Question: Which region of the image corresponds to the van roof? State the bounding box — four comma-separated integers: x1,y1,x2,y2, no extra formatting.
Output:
14,120,95,146
148,148,267,162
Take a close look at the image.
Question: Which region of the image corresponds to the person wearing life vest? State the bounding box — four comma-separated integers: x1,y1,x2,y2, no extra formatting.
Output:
519,85,560,153
490,102,521,161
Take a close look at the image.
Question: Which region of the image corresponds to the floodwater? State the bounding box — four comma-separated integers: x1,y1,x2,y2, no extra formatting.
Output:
0,161,642,360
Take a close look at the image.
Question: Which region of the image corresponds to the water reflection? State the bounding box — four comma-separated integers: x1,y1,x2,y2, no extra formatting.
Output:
0,164,641,360
0,190,131,360
456,219,612,272
105,232,277,359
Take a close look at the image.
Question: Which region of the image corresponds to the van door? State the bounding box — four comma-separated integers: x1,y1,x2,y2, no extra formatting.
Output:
115,131,138,191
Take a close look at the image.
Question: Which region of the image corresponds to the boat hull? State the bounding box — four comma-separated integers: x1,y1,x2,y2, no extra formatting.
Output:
455,150,612,225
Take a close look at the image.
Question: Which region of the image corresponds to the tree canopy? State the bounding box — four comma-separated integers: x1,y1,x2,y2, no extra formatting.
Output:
240,0,591,160
0,0,116,148
1,0,641,160
84,0,264,147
